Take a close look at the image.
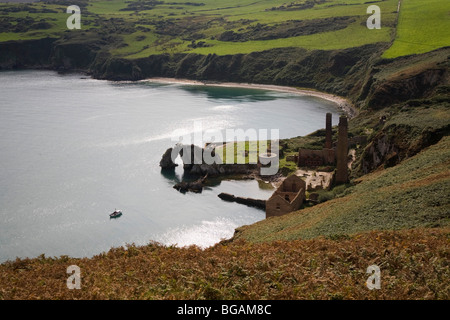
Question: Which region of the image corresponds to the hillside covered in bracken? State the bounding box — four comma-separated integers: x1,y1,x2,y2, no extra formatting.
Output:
1,227,449,300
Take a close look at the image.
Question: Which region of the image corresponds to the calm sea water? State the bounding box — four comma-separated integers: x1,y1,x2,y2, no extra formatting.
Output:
0,70,340,262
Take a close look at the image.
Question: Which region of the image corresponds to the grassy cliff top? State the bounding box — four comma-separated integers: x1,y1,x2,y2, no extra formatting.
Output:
0,0,448,59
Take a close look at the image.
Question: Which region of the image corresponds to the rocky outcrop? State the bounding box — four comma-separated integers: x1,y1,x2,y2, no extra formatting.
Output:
159,147,178,169
366,68,447,109
218,193,266,209
91,56,143,81
361,48,450,108
160,145,259,176
51,39,105,71
0,38,56,69
160,144,260,194
189,163,258,176
174,175,208,193
357,124,450,174
359,132,400,174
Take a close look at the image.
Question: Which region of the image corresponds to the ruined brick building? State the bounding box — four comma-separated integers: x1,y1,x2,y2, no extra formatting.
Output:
265,113,349,219
265,175,306,218
335,116,349,184
297,113,349,184
297,113,335,167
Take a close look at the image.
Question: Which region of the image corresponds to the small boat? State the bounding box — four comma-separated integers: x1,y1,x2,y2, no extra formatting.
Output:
109,209,122,219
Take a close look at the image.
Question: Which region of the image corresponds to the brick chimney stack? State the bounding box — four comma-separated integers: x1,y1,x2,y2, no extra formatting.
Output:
336,116,348,184
325,113,332,149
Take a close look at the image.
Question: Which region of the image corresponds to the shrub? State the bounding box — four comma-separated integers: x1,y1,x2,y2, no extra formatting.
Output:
318,191,334,203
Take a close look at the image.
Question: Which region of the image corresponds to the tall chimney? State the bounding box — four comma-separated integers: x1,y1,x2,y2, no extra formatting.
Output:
325,113,332,149
336,116,348,184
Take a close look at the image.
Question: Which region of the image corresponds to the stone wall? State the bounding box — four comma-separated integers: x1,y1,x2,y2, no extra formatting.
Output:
266,175,306,218
298,148,335,167
266,194,294,218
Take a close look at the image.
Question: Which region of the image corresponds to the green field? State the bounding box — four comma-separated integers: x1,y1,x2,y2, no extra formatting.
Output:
1,0,448,59
0,0,399,57
383,0,450,58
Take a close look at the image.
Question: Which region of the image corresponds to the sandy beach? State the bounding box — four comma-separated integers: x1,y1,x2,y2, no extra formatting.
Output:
142,77,357,118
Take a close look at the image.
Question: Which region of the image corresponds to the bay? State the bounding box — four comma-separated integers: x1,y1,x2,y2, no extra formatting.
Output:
0,70,340,262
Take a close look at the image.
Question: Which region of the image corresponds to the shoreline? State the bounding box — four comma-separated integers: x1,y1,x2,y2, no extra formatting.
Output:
142,77,357,118
145,77,355,188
